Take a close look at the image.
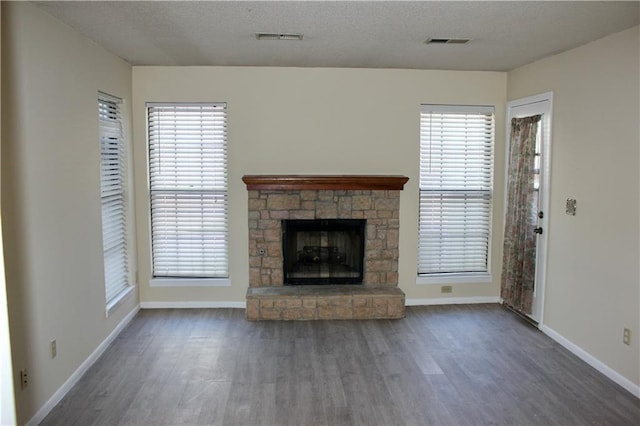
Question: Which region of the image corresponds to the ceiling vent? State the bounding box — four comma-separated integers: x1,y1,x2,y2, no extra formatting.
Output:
425,38,471,45
256,33,303,41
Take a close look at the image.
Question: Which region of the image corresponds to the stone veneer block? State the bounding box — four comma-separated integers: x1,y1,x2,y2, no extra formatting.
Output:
246,188,402,288
246,285,405,321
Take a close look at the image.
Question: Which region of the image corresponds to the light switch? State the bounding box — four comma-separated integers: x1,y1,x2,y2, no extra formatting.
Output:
566,198,577,216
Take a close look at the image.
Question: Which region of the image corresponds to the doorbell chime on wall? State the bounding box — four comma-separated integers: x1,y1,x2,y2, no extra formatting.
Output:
566,198,577,216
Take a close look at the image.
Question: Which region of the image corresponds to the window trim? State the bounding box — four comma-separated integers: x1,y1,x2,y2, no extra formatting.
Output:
417,104,495,283
106,286,135,315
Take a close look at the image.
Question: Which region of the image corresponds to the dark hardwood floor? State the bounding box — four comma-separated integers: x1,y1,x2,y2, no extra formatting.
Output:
42,304,640,425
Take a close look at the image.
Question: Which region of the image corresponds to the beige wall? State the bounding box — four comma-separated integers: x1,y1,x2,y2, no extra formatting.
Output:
1,3,138,423
132,67,507,304
0,4,18,425
508,26,640,387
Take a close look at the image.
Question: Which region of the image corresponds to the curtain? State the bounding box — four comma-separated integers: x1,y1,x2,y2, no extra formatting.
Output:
501,115,542,314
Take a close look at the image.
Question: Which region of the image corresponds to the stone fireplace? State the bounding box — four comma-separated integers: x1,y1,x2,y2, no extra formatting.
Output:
242,175,408,320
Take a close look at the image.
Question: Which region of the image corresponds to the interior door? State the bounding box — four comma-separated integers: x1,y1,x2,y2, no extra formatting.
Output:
506,92,553,324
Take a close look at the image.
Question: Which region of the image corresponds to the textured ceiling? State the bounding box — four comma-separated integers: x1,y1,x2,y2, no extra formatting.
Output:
34,1,640,71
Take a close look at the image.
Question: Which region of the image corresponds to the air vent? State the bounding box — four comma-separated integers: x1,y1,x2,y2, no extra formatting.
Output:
425,38,471,45
256,33,303,41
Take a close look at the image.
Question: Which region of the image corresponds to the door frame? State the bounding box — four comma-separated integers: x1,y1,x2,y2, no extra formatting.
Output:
505,92,553,325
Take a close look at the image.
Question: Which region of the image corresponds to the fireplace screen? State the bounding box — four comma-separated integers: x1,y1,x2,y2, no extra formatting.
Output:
282,219,365,285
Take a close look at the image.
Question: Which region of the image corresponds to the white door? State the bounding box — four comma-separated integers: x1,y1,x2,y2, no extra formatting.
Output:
506,92,553,324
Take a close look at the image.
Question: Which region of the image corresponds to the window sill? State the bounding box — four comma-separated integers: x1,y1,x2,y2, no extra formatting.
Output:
106,285,136,318
150,277,231,288
416,273,492,285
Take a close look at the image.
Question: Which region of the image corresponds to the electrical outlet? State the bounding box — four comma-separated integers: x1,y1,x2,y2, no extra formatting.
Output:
623,328,631,346
51,339,57,358
441,285,453,294
20,368,28,389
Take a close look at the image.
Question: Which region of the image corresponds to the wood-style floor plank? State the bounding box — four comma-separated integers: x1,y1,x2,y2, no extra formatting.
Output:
41,305,640,426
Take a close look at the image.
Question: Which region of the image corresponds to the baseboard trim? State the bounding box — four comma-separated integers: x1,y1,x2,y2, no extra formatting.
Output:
140,301,246,309
26,304,141,426
405,296,500,306
539,324,640,399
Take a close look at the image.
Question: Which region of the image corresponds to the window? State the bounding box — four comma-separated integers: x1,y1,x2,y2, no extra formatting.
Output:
147,103,228,281
418,105,494,280
98,92,130,308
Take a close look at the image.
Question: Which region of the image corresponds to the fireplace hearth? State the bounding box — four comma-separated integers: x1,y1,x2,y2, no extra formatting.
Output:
283,219,365,285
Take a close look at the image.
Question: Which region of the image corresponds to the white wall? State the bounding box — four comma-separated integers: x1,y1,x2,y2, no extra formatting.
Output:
508,26,640,388
132,67,507,304
1,3,138,423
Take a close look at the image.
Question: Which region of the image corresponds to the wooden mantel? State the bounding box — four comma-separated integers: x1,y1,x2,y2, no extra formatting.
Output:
242,175,409,191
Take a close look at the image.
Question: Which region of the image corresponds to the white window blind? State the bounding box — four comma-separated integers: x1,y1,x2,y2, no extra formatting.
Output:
418,105,494,276
98,93,129,304
147,103,228,278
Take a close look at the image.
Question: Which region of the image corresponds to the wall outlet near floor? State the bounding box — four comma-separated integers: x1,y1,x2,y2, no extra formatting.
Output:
20,368,28,389
441,285,453,294
623,328,631,346
51,339,57,358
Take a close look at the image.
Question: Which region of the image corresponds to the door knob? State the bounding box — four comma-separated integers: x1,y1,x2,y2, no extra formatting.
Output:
534,227,543,235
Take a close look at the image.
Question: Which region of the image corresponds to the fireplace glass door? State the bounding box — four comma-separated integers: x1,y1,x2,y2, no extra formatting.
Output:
282,219,365,285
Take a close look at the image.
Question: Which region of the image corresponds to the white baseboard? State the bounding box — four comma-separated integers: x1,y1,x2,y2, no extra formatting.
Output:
405,296,500,306
140,301,246,309
26,304,141,426
539,324,640,399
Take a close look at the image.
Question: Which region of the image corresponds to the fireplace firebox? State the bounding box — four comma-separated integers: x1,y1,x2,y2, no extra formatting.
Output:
282,219,366,285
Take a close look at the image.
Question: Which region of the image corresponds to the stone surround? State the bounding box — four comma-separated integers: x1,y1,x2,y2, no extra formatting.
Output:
242,175,408,321
248,189,401,287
